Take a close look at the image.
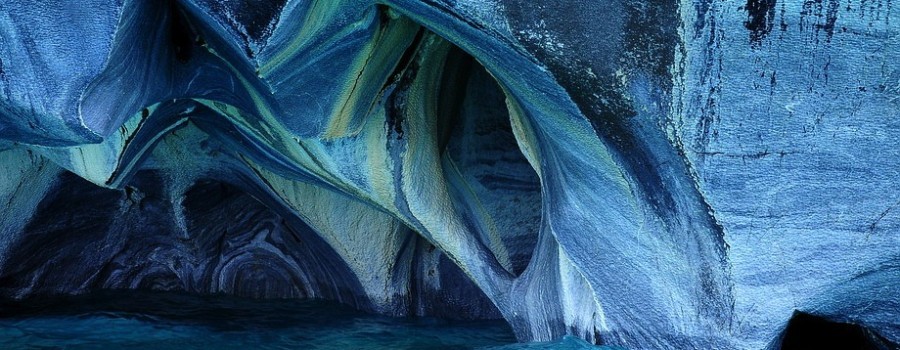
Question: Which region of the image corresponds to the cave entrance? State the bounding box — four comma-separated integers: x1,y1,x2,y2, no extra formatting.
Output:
436,46,542,277
0,2,549,345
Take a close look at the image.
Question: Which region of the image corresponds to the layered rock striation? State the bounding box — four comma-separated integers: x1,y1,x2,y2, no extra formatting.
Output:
0,1,897,348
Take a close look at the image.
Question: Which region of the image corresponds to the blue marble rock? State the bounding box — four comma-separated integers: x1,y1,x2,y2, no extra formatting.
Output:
0,0,897,348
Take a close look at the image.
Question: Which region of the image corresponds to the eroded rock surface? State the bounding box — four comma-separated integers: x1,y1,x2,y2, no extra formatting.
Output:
0,1,897,348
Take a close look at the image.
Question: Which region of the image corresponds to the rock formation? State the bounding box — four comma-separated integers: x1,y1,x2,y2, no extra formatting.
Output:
0,1,897,348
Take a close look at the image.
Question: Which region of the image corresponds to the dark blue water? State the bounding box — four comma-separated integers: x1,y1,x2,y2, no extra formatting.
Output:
0,291,603,349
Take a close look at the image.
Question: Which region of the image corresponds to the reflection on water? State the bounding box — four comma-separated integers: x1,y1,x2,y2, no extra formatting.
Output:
0,291,605,349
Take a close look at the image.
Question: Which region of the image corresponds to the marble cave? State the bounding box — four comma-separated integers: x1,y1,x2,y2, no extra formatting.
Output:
0,0,898,349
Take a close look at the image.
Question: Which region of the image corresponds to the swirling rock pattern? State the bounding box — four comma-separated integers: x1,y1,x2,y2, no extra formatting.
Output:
0,1,897,348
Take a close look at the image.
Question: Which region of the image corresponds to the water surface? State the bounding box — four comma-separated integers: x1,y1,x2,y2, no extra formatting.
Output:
0,291,603,349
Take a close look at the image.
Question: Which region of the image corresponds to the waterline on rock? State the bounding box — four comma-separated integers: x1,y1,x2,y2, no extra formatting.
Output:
0,291,608,349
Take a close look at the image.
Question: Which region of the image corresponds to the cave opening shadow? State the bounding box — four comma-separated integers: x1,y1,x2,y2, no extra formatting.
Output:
777,311,895,350
436,46,542,278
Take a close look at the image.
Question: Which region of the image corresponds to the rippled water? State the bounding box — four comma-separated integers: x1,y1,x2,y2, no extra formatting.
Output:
0,291,605,349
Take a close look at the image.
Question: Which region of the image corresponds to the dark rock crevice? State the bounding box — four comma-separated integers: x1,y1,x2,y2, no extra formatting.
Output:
774,311,896,350
743,0,778,47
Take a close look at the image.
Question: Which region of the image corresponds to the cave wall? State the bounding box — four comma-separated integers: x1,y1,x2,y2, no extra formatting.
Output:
675,2,900,348
0,0,898,349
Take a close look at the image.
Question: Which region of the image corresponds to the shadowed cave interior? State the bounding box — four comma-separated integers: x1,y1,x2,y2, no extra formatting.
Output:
0,29,541,323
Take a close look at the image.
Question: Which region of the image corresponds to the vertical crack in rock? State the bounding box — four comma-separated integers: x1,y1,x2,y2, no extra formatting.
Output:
169,0,197,63
799,0,842,43
383,28,426,140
